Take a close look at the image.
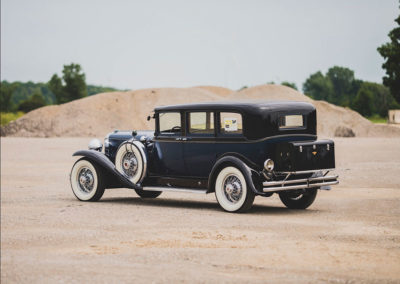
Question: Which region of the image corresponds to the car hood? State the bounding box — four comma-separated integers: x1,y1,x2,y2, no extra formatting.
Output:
107,130,154,141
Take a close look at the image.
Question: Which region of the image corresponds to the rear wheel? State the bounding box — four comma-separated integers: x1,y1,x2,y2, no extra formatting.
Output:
279,188,318,209
134,189,162,198
214,166,255,213
70,158,105,201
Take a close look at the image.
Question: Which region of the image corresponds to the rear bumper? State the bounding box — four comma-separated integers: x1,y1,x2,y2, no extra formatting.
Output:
262,169,339,193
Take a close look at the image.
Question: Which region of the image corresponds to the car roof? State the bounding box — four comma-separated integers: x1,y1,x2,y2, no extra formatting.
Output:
154,100,315,113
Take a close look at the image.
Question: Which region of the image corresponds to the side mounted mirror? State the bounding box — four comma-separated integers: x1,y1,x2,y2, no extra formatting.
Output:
147,115,151,121
132,130,137,136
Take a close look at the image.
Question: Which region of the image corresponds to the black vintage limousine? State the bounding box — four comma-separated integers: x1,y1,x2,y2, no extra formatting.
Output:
70,101,339,212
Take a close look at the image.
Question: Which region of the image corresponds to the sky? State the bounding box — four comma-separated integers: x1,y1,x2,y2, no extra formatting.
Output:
1,0,398,91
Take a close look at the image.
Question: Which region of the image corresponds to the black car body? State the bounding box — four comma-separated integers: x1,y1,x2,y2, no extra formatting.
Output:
70,101,338,212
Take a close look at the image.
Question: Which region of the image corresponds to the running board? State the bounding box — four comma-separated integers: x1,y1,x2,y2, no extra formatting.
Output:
142,186,208,194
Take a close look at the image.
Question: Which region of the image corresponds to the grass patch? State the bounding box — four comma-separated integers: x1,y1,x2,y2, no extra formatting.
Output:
368,115,387,124
1,112,25,126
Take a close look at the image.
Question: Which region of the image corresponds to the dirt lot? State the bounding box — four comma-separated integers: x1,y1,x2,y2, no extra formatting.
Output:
1,137,400,283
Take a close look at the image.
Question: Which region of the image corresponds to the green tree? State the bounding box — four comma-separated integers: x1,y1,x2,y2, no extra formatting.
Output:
62,64,87,101
2,80,55,105
17,92,46,113
326,66,355,105
358,81,399,117
303,71,334,101
281,81,298,90
48,74,67,104
352,86,374,117
378,6,400,104
48,63,87,104
0,81,17,111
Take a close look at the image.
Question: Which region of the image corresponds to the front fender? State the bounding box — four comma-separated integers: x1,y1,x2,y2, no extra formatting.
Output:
72,150,142,190
207,156,262,195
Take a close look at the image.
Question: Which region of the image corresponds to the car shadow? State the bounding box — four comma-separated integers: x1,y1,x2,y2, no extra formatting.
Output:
249,204,319,215
101,197,219,211
99,197,316,215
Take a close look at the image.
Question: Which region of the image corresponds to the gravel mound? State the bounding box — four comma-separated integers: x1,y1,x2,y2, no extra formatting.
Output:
2,84,400,138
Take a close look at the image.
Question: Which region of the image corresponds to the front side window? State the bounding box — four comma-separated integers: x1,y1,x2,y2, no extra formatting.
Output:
159,112,181,134
188,112,214,134
279,115,304,129
220,112,243,134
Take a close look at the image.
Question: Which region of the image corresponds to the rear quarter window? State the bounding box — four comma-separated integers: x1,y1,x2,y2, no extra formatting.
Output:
220,112,243,134
278,115,304,129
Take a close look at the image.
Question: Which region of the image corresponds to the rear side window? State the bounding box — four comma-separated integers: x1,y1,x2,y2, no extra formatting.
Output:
220,112,243,134
279,115,304,129
188,112,214,134
159,112,181,134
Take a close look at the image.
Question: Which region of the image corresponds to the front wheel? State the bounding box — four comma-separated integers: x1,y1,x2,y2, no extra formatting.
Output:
70,158,105,201
214,166,255,213
279,188,318,209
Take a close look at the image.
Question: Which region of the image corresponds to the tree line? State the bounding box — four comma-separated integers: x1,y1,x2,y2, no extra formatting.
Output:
243,63,398,119
302,66,398,117
0,63,119,113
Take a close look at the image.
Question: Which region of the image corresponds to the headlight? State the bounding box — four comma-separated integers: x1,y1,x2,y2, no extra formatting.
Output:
264,159,274,172
88,139,103,151
104,137,110,148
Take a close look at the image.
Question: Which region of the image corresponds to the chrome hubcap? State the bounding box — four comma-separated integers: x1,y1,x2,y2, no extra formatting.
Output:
77,167,94,193
223,175,243,204
121,152,138,177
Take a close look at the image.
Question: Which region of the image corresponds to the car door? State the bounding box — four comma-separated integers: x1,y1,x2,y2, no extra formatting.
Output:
183,111,217,178
152,111,186,176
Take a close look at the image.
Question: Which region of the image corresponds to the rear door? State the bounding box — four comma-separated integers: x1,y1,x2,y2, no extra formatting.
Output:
183,111,217,178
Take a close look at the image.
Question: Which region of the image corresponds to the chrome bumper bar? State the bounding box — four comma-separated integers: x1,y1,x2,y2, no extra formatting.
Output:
262,173,339,193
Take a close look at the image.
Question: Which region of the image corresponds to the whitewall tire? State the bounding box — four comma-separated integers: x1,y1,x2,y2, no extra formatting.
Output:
70,158,105,201
215,166,255,213
115,143,145,184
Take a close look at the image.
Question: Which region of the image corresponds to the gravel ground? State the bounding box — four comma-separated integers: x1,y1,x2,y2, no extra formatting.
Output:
1,137,400,283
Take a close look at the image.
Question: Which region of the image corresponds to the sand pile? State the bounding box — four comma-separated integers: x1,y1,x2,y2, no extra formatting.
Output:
2,84,400,138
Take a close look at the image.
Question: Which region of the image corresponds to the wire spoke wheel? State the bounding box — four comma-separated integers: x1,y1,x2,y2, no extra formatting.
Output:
215,166,255,212
115,142,146,184
121,152,138,178
223,175,243,204
70,158,105,202
77,167,95,193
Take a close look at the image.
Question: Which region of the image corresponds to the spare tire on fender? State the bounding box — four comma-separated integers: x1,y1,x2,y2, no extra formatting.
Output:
115,141,147,184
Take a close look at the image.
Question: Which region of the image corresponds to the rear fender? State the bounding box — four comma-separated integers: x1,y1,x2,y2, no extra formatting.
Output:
207,156,262,195
72,150,142,190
